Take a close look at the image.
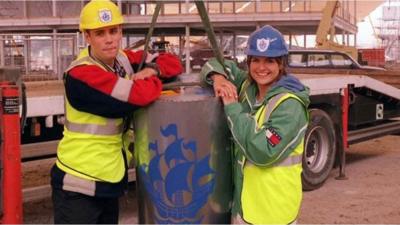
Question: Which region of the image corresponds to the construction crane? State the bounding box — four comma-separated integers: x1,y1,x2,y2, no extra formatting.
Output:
315,0,358,60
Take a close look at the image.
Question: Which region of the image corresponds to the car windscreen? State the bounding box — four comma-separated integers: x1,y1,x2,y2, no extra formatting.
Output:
307,54,329,67
331,54,353,68
288,53,306,67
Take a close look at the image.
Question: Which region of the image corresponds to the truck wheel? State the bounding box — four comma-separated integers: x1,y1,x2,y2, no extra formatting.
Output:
302,109,336,191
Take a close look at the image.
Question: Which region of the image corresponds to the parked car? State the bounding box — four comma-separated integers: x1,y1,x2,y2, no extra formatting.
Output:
182,48,233,70
288,49,386,71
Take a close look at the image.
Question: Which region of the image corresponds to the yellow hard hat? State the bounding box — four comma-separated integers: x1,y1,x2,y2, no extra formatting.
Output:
79,0,124,31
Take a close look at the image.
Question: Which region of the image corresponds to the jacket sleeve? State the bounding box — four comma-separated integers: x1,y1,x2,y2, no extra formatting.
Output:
66,64,162,118
124,50,183,78
224,98,308,166
200,58,248,88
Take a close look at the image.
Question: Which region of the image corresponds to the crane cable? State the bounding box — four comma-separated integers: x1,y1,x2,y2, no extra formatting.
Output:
137,2,162,71
137,1,227,89
194,1,229,75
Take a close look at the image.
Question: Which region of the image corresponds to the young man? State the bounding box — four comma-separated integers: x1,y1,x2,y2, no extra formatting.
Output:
50,0,183,223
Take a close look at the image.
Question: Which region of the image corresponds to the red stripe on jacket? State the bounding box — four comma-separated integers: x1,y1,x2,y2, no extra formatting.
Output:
68,65,161,106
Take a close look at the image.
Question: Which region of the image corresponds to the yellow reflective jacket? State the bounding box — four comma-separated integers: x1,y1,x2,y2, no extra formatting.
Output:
242,89,307,223
56,48,133,186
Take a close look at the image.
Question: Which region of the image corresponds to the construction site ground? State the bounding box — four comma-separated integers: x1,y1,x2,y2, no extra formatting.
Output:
22,134,400,224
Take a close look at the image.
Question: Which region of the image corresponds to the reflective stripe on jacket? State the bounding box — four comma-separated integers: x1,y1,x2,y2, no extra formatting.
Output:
56,49,132,185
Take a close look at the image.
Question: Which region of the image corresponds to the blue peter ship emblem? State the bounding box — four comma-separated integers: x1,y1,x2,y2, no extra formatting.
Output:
138,123,215,224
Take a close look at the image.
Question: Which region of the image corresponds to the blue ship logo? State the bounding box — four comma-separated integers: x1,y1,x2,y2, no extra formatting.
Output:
139,123,215,224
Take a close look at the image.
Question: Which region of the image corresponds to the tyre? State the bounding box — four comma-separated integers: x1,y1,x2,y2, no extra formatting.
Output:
302,109,336,191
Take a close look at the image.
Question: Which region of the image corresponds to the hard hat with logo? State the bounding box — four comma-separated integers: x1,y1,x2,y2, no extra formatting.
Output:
79,0,124,31
245,25,288,57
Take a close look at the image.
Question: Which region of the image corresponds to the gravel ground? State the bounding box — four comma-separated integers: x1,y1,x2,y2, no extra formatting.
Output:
22,184,137,224
21,135,400,224
298,135,400,223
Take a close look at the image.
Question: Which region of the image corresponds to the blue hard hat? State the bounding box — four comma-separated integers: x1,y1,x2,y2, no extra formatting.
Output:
245,25,288,57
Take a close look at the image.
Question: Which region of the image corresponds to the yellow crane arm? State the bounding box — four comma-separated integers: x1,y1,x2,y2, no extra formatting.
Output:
315,0,358,60
316,1,340,46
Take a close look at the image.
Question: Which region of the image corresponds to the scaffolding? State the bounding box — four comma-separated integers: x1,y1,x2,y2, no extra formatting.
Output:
0,33,79,81
376,1,400,63
0,1,359,74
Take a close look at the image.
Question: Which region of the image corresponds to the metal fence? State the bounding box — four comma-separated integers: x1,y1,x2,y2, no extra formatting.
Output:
0,33,79,81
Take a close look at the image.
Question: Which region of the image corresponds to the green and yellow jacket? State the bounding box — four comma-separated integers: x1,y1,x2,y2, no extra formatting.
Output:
201,58,310,224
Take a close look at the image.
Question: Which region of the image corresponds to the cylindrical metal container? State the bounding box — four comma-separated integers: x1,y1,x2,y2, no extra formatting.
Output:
134,85,232,224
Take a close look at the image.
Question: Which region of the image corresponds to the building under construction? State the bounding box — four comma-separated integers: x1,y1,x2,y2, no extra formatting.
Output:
0,0,385,80
376,1,400,64
3,1,400,224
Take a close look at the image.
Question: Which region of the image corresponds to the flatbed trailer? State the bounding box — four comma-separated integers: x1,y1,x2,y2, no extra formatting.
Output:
21,81,64,158
296,73,400,190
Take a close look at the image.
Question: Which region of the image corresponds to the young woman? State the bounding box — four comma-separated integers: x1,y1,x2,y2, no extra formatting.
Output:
201,25,310,224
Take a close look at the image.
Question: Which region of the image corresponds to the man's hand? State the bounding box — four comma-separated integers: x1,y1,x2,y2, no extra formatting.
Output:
132,67,157,80
212,74,238,100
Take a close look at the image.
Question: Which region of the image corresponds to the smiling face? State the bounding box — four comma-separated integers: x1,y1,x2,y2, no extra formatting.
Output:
84,24,122,66
249,56,282,88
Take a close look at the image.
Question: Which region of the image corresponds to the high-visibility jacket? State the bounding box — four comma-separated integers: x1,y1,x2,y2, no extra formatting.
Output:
52,47,181,197
56,49,141,196
238,81,308,224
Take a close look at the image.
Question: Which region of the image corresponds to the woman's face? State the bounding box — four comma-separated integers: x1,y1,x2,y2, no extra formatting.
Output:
249,56,281,86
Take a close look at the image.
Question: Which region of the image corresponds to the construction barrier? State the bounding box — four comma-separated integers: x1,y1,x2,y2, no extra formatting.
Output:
0,81,22,224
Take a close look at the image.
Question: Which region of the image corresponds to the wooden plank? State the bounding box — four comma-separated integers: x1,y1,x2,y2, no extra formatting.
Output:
21,140,59,159
25,80,64,97
23,185,52,203
288,67,400,76
22,157,55,169
289,68,400,89
22,168,136,203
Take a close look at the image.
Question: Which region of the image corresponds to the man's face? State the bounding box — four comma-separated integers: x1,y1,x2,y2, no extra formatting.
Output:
85,25,122,65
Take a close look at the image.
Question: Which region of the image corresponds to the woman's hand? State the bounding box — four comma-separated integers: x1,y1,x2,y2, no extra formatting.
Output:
220,94,238,105
212,74,238,100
